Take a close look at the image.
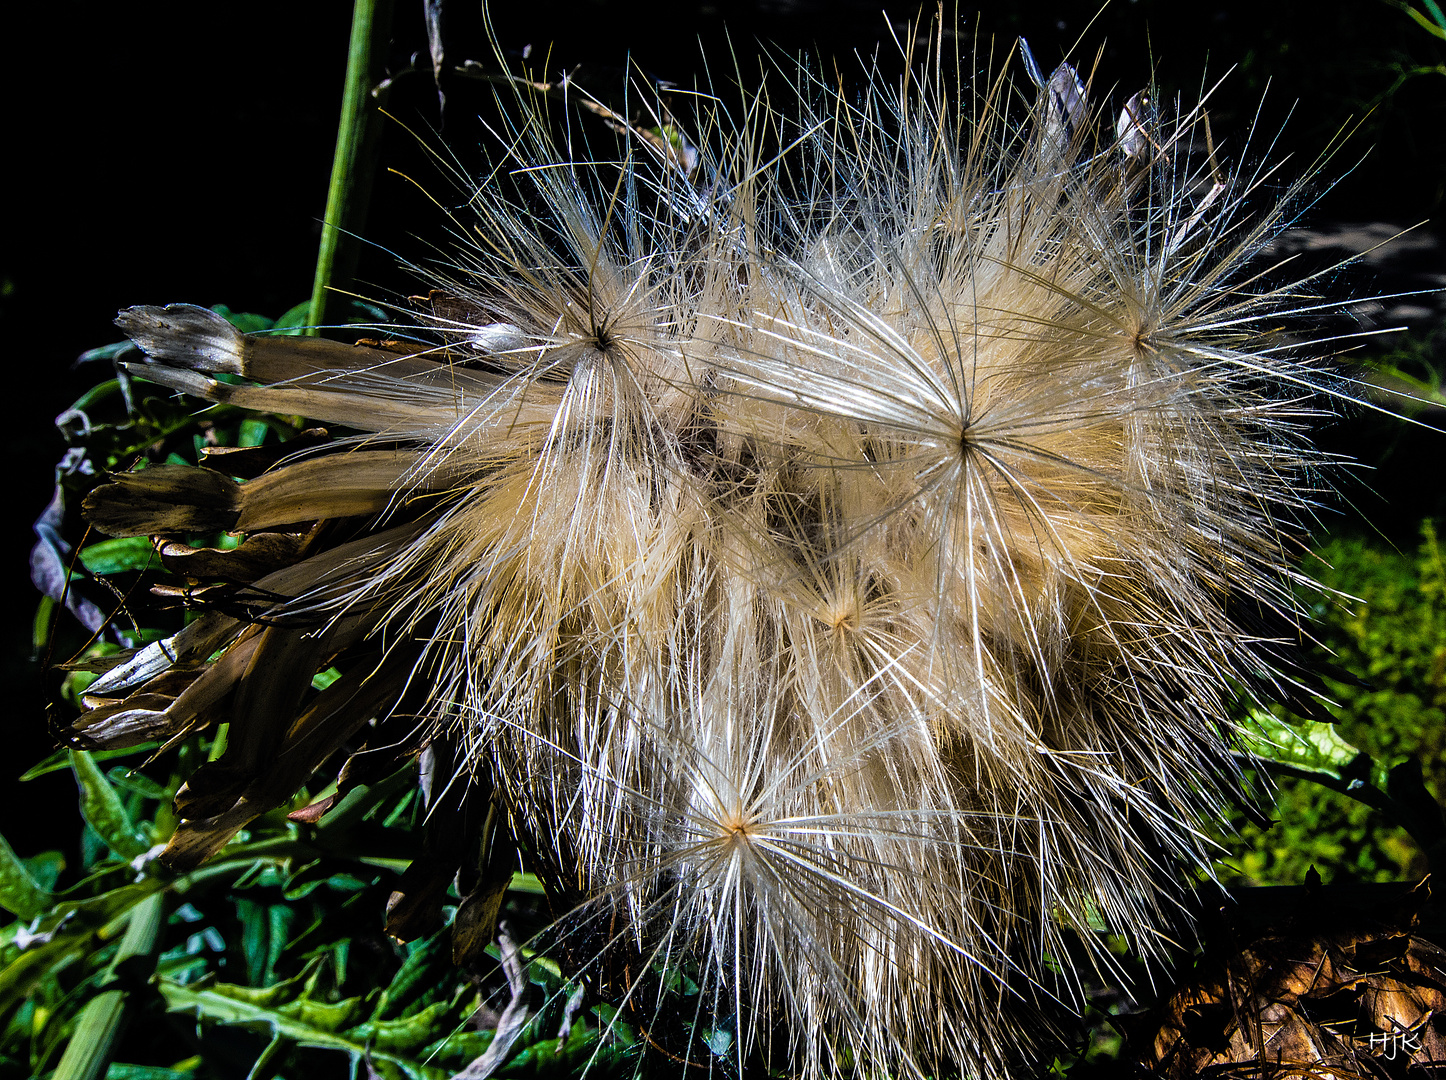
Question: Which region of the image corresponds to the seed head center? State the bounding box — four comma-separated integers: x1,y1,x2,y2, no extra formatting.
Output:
826,601,860,636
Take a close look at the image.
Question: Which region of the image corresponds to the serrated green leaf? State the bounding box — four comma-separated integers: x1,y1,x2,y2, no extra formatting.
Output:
350,1000,453,1052
52,892,166,1080
422,1030,494,1060
69,751,149,860
0,930,89,1016
498,1019,612,1075
179,974,296,1009
236,899,269,987
157,979,449,1080
0,879,168,1017
372,929,451,1022
281,992,364,1032
263,904,294,987
78,538,161,576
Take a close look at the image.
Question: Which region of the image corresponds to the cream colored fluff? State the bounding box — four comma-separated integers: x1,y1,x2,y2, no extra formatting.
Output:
85,21,1363,1079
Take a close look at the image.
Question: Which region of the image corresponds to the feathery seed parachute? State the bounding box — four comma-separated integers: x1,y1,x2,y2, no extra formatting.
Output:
77,23,1351,1079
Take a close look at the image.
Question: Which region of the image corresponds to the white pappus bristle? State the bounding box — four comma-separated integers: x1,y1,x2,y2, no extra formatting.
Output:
89,16,1362,1080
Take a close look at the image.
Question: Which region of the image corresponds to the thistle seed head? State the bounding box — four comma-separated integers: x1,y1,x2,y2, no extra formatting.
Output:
80,16,1370,1079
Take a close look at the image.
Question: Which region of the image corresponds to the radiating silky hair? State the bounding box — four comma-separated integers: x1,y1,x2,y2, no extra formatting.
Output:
80,21,1350,1079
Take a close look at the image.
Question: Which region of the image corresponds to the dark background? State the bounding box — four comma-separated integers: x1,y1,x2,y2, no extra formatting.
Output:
4,1,1442,844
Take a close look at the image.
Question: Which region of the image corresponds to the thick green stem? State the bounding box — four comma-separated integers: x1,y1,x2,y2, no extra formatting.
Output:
307,0,395,333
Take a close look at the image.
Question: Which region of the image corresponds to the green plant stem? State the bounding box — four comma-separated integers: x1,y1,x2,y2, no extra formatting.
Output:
306,0,395,334
50,890,166,1080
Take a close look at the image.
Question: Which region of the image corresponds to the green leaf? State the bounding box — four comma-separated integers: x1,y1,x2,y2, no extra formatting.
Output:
236,899,267,986
270,302,313,336
104,768,170,802
0,877,165,996
314,763,419,838
235,899,295,988
70,751,150,860
281,860,369,900
157,979,450,1080
282,991,364,1031
0,831,51,920
311,667,343,691
34,594,57,655
24,850,66,892
76,343,136,365
21,745,159,782
0,927,91,1016
65,378,127,415
51,892,166,1080
344,300,390,324
78,538,161,576
507,872,545,896
422,1030,494,1061
209,306,275,333
371,929,451,1021
1237,709,1374,780
272,299,387,335
702,1026,733,1057
238,418,270,448
496,1018,621,1076
351,1000,455,1052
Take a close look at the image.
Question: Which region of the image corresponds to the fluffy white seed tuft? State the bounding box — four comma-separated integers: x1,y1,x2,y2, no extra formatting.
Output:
87,18,1369,1079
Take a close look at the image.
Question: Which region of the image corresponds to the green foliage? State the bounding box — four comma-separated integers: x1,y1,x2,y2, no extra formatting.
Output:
1316,523,1446,789
1216,520,1446,886
18,306,642,1079
0,744,640,1080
